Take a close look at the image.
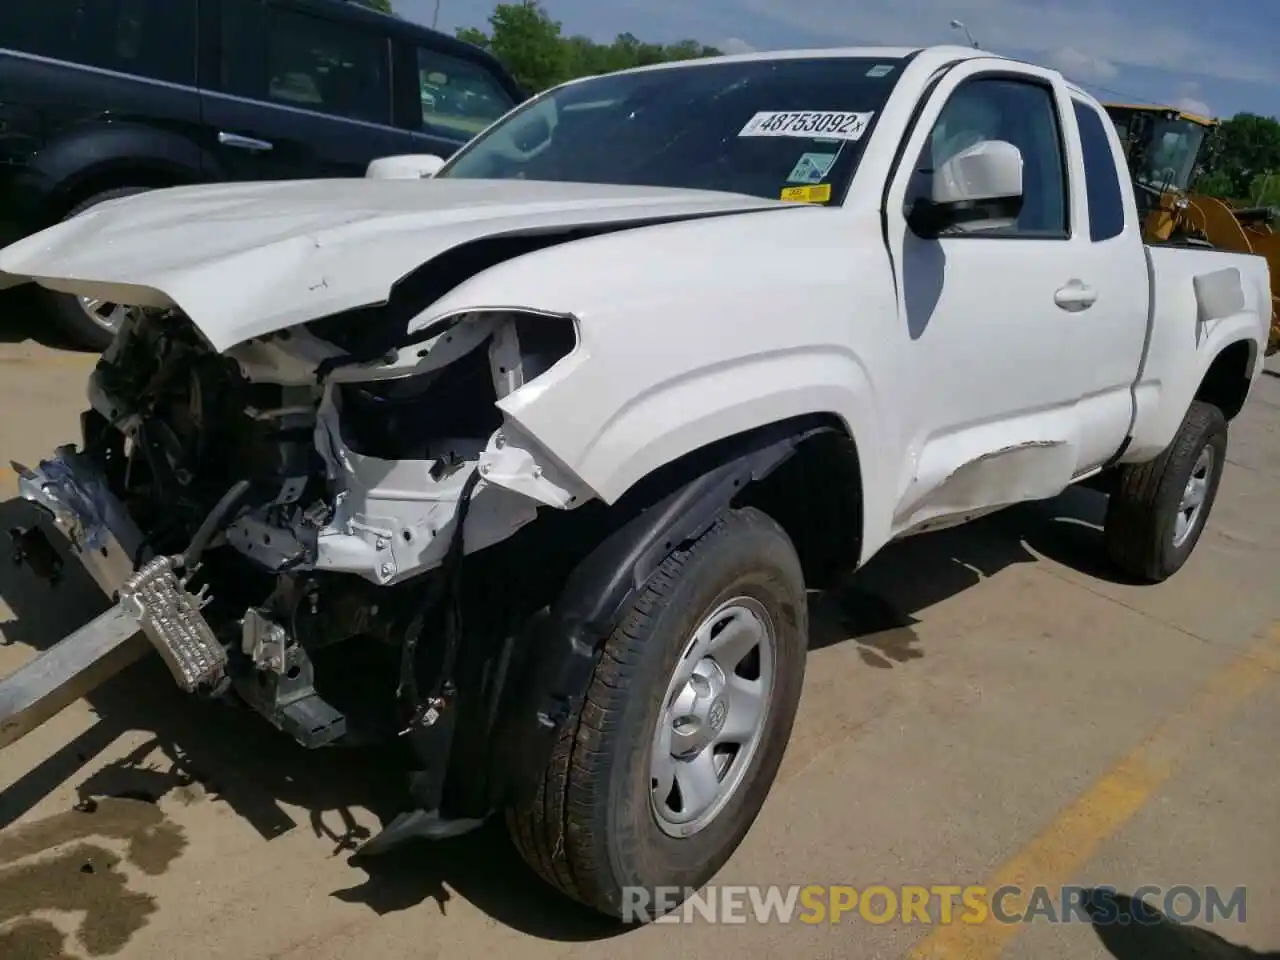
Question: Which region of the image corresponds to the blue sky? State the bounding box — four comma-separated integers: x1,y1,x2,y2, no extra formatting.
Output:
398,0,1278,119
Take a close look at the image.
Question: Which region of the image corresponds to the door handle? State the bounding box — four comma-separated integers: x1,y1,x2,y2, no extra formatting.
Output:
1054,280,1098,312
218,131,274,152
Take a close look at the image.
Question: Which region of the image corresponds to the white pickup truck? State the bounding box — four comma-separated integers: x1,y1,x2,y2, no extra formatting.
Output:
0,45,1270,919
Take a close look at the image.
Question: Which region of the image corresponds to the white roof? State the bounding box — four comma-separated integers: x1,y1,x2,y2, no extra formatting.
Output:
598,44,1009,80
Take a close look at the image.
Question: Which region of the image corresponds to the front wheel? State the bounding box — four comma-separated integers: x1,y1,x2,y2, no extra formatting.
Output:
507,507,808,919
1103,401,1228,582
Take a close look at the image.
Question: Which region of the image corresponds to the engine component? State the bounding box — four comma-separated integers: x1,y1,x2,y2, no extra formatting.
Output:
119,555,225,693
241,607,291,674
233,607,347,749
86,311,325,557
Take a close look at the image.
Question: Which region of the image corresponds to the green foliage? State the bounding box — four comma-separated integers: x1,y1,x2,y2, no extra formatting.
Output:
455,1,722,93
456,26,489,48
1248,172,1280,208
1195,169,1235,199
480,2,569,93
353,0,394,13
1199,113,1280,203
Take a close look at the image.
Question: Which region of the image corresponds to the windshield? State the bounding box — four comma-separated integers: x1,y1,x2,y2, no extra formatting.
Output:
1137,118,1209,192
435,57,907,205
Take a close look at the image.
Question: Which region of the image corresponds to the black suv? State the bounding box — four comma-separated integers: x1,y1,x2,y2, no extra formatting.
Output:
0,0,525,349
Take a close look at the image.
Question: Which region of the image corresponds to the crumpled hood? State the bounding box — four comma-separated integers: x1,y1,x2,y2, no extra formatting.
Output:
0,177,785,352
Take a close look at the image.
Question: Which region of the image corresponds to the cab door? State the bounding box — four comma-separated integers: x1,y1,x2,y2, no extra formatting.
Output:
881,61,1101,535
1056,97,1152,472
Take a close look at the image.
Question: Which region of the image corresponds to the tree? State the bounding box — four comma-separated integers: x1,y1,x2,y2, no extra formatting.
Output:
456,2,724,92
482,2,569,93
1204,113,1280,199
1247,172,1280,207
456,26,490,49
353,0,394,12
1195,168,1235,200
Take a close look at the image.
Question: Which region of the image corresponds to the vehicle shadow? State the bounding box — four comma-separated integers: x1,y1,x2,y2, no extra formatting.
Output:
808,480,1131,665
0,480,1125,941
902,231,945,340
1082,890,1280,959
0,285,80,350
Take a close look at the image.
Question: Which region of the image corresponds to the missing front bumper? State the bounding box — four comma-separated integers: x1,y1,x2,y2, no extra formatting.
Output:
5,449,348,751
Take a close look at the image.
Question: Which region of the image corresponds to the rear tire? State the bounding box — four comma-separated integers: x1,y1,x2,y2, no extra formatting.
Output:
506,507,808,919
1103,401,1227,582
42,187,151,351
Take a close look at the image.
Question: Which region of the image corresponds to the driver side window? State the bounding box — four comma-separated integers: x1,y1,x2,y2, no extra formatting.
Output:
910,77,1070,238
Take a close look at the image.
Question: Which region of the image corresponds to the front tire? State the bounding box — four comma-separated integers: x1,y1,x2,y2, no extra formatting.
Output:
42,187,151,351
1103,401,1228,582
507,507,808,919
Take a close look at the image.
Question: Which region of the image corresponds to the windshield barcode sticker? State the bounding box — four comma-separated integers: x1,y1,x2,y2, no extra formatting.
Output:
739,111,874,141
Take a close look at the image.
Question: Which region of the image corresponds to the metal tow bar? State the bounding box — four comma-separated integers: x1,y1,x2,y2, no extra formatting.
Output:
0,604,150,750
3,452,232,751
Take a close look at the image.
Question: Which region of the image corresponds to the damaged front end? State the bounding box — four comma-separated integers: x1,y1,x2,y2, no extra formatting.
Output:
9,301,595,841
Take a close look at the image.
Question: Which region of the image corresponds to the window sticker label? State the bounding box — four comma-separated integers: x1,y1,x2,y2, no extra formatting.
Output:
866,64,896,78
739,111,874,141
781,183,832,203
787,152,838,184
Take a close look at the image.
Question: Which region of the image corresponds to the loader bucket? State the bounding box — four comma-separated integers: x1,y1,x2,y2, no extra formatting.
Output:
1184,195,1280,355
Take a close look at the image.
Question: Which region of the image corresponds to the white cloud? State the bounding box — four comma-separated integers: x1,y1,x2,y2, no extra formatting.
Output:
1172,83,1212,118
729,0,1277,87
720,37,757,54
1047,47,1118,82
1175,97,1213,116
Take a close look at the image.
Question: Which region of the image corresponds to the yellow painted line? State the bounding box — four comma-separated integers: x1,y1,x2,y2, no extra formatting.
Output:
909,622,1280,960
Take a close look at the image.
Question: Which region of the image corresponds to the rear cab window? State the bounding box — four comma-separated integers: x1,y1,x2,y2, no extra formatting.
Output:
1071,99,1128,242
417,47,516,140
1,0,197,86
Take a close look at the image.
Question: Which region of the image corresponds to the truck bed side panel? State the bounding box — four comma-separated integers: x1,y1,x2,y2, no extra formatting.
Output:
1126,245,1270,461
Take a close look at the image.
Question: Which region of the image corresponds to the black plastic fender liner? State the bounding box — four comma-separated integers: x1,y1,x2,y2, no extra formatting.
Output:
489,421,830,808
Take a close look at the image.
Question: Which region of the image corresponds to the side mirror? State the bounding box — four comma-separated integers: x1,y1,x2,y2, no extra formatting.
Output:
907,139,1024,237
365,154,446,180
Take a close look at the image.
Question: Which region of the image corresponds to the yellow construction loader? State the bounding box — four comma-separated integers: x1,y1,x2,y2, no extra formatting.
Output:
1104,103,1280,355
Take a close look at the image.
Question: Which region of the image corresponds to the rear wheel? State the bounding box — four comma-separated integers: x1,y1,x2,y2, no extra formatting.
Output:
1103,401,1228,582
42,187,151,351
506,507,808,919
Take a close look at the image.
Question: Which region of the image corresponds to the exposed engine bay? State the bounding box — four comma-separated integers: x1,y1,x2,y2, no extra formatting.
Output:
90,303,584,583
21,304,592,783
